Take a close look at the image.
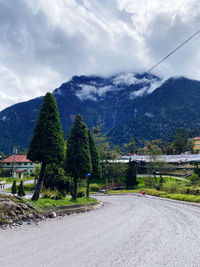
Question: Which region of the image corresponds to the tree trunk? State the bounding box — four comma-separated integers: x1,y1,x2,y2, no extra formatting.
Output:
32,162,46,201
72,176,77,200
86,176,90,198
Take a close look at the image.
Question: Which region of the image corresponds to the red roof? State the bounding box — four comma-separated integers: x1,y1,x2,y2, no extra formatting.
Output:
2,155,31,163
192,137,200,140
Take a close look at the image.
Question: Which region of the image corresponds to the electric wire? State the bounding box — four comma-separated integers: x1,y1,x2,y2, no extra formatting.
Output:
147,27,200,73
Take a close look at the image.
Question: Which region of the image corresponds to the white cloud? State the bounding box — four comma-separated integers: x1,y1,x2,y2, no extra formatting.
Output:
0,0,200,110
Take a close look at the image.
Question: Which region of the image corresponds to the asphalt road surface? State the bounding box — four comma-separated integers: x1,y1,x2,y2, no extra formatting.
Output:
1,194,200,267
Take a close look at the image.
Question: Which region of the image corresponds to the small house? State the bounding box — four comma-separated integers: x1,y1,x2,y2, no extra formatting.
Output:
1,155,36,178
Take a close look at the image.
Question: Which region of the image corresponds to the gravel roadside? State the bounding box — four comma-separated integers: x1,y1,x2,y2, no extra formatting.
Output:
1,194,200,267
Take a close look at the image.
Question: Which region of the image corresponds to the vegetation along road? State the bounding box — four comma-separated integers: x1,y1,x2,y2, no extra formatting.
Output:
1,194,200,267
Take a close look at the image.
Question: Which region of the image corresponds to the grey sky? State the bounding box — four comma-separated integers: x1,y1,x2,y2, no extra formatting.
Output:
0,0,200,110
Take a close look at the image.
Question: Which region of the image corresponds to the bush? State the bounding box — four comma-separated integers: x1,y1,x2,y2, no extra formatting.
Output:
77,190,85,198
41,189,63,200
89,183,99,192
11,180,17,195
162,181,179,193
185,187,200,195
18,181,25,197
143,176,156,188
23,184,35,192
189,173,200,185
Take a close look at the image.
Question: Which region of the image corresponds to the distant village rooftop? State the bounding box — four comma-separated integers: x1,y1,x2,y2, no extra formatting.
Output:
2,155,31,163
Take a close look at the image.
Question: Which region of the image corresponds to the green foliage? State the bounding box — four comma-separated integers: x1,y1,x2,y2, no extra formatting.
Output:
143,176,157,188
123,134,137,154
18,181,25,197
43,163,72,195
162,181,179,193
88,130,102,180
11,180,17,195
102,163,127,181
77,190,85,198
24,197,98,211
189,173,200,186
173,128,188,154
27,93,65,201
93,119,118,160
65,114,92,199
27,93,65,164
125,161,138,189
89,183,99,192
41,189,63,200
163,194,200,203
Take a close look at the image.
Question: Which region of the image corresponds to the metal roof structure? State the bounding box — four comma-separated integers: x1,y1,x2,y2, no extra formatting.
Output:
120,154,200,164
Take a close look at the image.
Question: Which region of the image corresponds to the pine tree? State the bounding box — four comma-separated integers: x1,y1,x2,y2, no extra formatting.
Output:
18,181,25,197
125,160,138,189
87,130,102,197
65,114,92,200
27,93,65,201
11,180,17,195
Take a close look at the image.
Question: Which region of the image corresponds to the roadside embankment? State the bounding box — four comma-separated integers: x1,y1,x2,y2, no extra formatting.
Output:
0,194,101,229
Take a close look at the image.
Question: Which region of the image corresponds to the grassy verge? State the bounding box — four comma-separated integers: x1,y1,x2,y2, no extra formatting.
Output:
162,194,200,203
106,188,200,204
24,197,98,211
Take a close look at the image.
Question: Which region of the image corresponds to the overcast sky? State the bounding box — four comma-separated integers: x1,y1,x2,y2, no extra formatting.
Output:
0,0,200,110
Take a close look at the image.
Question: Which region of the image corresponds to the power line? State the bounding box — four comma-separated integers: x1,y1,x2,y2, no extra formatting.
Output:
147,27,200,73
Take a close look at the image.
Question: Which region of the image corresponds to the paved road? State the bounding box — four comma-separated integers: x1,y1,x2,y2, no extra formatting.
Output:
1,195,200,267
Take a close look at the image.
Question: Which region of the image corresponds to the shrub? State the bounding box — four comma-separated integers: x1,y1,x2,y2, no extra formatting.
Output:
177,185,188,194
18,181,25,197
89,183,99,192
162,181,179,193
77,190,85,198
11,180,17,195
189,173,200,185
143,176,156,188
23,184,35,192
41,188,53,198
41,189,63,199
185,187,200,195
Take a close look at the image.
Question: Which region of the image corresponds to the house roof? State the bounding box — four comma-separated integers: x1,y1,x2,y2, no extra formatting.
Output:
13,169,25,172
2,155,31,163
192,137,200,140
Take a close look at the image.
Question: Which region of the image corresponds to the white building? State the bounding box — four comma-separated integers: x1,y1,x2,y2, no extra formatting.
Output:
1,155,36,178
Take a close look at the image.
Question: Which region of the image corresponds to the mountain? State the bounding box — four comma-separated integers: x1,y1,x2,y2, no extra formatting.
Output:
0,72,200,154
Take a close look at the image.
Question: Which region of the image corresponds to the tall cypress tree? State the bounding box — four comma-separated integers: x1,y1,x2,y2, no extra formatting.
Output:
11,180,17,195
65,114,92,200
87,130,101,197
27,93,64,201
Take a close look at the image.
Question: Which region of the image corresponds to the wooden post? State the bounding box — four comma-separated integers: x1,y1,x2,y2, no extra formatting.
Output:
106,178,108,189
117,178,120,187
111,178,114,189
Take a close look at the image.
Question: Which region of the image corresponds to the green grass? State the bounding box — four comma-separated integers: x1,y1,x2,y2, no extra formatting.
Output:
162,194,200,203
24,197,98,211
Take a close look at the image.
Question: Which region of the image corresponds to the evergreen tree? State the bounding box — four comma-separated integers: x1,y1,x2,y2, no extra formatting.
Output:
125,160,138,189
65,114,92,200
18,181,25,197
173,128,188,154
123,134,137,154
27,93,65,201
11,180,17,195
87,130,102,197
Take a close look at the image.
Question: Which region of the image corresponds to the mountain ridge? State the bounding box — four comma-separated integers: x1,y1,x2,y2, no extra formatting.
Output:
0,72,200,154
